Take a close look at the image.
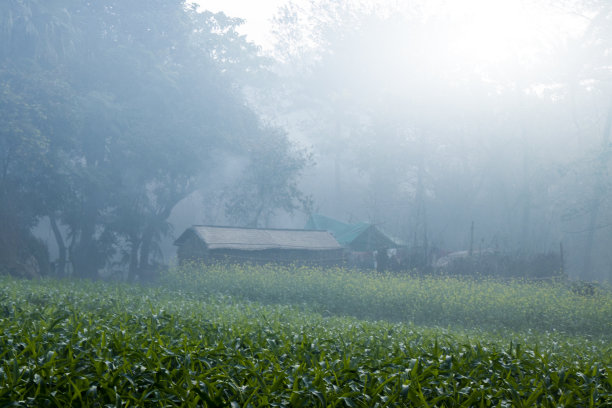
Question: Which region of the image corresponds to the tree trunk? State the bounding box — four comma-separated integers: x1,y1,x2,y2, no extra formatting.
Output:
71,197,100,279
583,95,612,279
138,197,185,280
520,131,532,254
334,120,343,215
139,226,155,280
414,145,428,268
469,221,474,257
128,234,140,282
49,214,66,277
73,231,96,278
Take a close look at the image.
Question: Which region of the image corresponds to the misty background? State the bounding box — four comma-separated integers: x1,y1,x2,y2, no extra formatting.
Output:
1,0,611,282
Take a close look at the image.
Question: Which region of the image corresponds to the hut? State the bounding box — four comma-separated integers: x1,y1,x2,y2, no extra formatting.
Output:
305,214,398,270
174,225,344,266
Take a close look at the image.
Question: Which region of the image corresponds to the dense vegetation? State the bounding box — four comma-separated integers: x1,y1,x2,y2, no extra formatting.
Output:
165,263,612,337
1,0,612,285
0,0,310,281
1,266,610,406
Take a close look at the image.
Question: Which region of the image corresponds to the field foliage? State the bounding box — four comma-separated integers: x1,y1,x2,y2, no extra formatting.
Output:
0,265,610,406
165,263,612,337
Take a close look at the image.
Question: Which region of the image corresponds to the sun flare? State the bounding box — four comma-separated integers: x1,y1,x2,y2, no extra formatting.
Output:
425,0,583,76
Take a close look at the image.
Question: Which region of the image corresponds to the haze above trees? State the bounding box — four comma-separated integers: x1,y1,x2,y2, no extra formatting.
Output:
1,0,610,282
261,0,612,282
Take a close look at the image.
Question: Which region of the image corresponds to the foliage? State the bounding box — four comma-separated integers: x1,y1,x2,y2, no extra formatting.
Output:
225,127,314,227
164,263,612,337
0,276,610,406
0,61,74,277
0,1,310,279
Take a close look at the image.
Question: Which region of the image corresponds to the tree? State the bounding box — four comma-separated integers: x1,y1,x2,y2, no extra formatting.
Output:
0,54,77,277
1,0,311,279
225,126,313,227
56,0,278,279
0,70,50,276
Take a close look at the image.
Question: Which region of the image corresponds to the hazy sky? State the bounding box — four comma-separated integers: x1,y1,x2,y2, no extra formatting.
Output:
194,0,586,66
195,0,288,49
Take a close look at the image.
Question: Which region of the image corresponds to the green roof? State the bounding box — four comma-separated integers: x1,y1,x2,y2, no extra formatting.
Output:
334,222,371,246
304,214,396,251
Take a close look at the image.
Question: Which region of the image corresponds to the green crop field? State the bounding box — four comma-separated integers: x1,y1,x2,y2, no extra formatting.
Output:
0,265,610,407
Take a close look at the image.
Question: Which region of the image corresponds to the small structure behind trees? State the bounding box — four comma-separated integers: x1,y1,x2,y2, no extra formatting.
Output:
174,225,344,266
305,214,396,251
304,213,398,270
433,250,564,280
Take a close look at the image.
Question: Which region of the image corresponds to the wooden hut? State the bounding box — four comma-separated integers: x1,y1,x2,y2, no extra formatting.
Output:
174,225,344,266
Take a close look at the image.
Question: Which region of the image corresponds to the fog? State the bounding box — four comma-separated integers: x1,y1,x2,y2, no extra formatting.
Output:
1,0,611,282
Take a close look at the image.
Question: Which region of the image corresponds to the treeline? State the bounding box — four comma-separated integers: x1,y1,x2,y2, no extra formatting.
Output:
0,1,309,280
264,0,612,283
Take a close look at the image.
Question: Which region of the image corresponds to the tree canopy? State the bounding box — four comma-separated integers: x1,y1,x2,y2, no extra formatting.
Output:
0,0,310,279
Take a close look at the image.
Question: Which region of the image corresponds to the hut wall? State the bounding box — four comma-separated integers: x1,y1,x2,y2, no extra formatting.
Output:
176,232,208,265
208,248,344,267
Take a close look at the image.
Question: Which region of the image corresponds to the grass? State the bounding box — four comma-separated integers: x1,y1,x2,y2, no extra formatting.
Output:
0,264,609,406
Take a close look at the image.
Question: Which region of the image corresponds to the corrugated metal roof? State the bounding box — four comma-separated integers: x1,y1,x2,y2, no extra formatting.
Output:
305,214,397,250
305,214,350,236
176,225,343,251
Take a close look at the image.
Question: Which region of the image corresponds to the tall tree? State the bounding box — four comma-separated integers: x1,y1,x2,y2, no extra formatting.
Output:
1,0,311,279
225,126,313,228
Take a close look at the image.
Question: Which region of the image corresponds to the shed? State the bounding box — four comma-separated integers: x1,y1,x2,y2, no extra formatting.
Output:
174,225,344,266
304,214,396,251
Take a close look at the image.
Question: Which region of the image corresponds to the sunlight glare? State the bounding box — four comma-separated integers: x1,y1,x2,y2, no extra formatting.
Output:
441,0,552,69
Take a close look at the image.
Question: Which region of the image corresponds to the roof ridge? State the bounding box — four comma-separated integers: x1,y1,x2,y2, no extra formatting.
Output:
192,224,330,232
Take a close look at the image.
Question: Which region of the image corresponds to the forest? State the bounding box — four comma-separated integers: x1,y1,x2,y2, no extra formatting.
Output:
1,0,611,283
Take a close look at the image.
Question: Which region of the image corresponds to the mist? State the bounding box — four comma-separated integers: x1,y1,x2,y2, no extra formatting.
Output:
256,0,612,282
1,0,611,283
